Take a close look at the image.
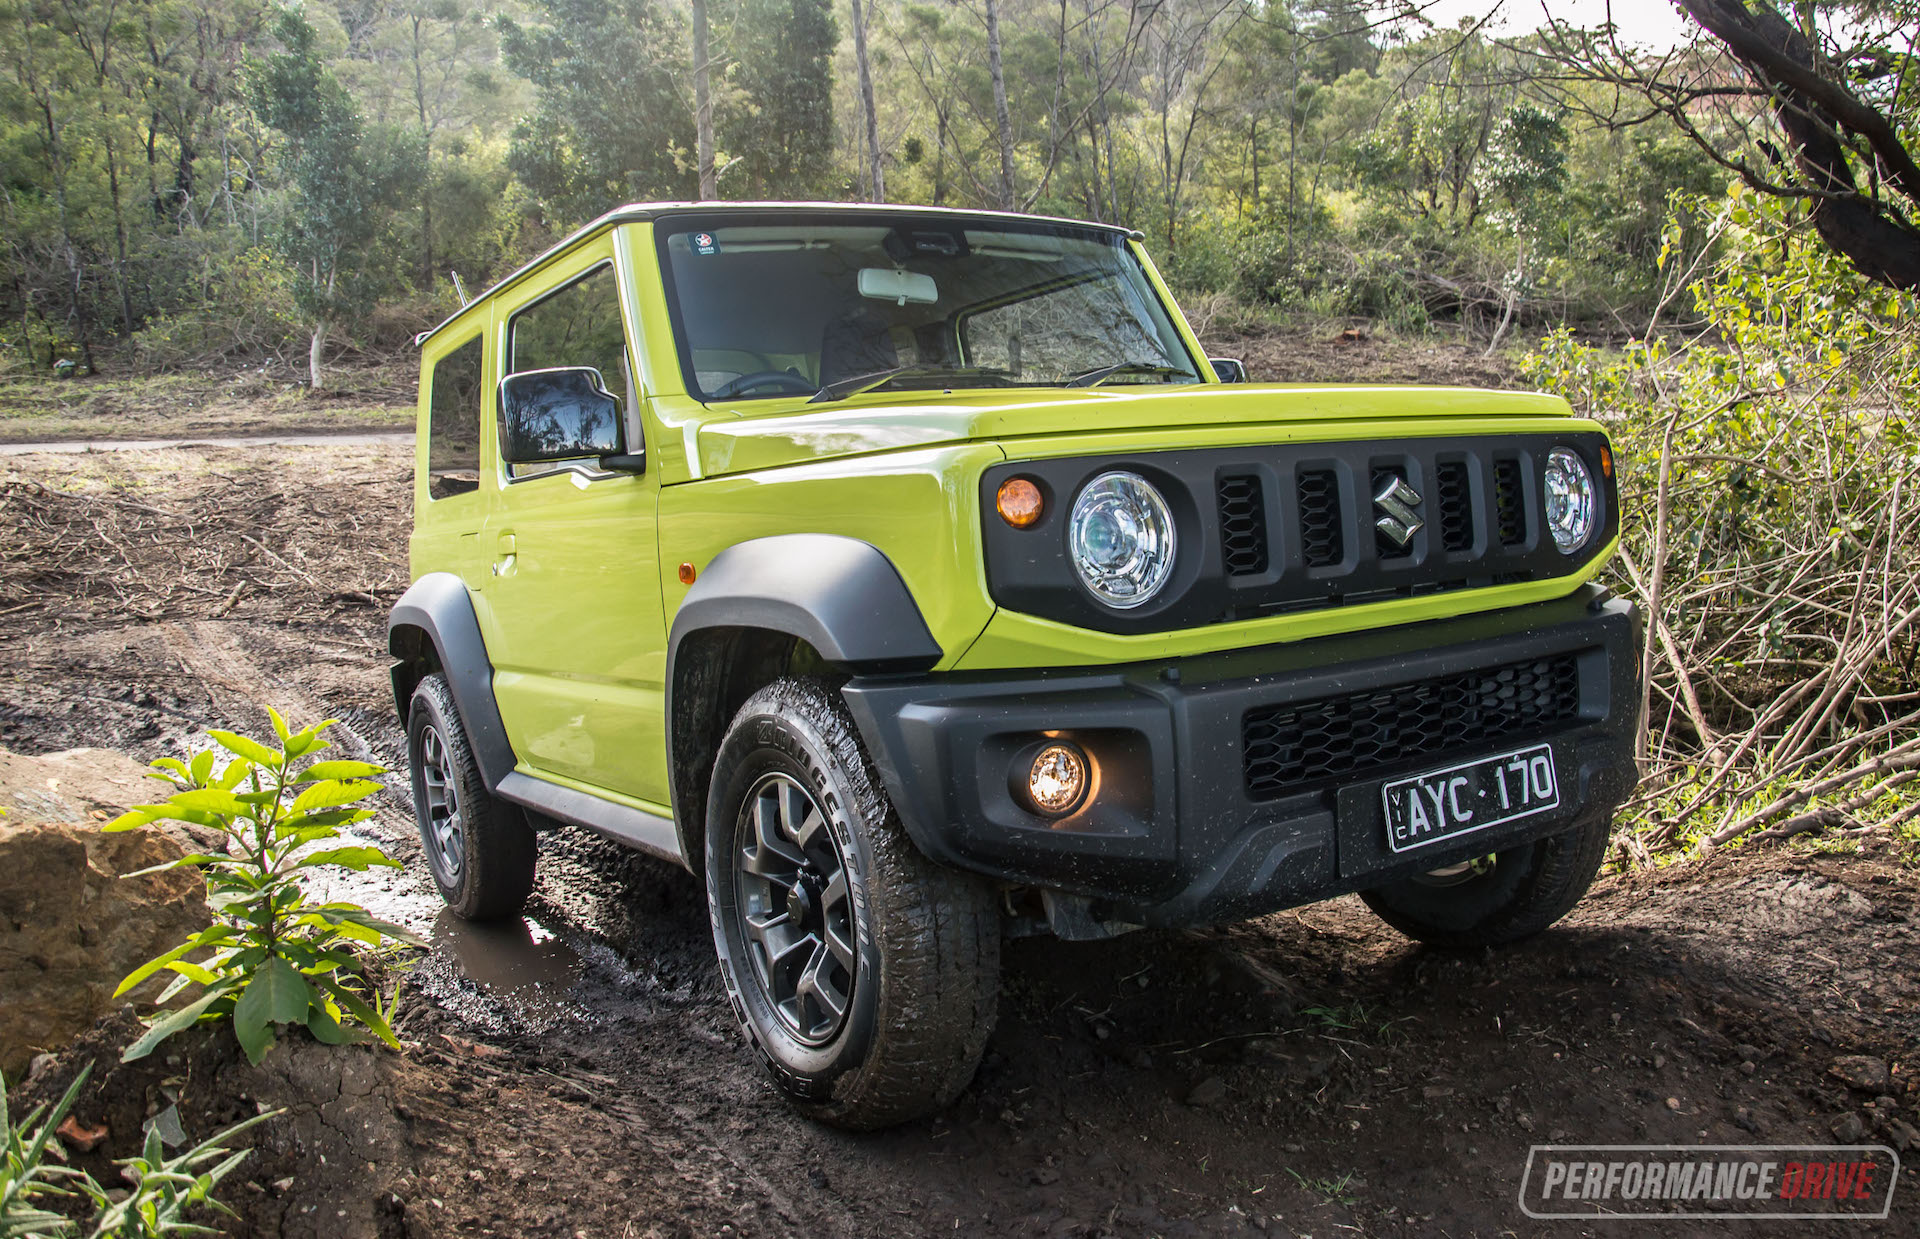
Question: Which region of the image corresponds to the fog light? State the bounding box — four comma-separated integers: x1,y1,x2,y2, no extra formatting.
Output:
1025,743,1088,816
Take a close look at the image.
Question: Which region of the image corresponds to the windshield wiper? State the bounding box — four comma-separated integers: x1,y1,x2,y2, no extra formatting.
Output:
810,365,1014,403
1064,361,1195,388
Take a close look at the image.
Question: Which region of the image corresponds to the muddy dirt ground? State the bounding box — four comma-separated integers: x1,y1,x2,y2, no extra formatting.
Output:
4,440,1918,1238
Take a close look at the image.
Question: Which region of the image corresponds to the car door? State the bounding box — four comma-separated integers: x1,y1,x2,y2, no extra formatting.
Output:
476,244,672,809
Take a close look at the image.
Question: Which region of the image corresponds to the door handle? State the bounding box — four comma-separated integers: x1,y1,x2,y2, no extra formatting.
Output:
492,532,517,576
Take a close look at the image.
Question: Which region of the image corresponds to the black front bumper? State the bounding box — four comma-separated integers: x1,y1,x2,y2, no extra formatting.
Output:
842,585,1641,929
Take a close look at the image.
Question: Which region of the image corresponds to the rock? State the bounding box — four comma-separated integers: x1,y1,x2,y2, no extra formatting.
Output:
1830,1112,1865,1142
1875,1095,1898,1111
1734,1043,1761,1063
1186,1076,1228,1108
1886,1118,1918,1153
0,746,171,829
1740,1062,1756,1076
0,750,210,1076
1829,1056,1892,1093
55,1115,108,1152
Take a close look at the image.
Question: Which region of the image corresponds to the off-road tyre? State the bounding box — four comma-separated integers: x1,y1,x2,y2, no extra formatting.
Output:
406,672,536,920
705,677,1000,1129
1358,812,1611,948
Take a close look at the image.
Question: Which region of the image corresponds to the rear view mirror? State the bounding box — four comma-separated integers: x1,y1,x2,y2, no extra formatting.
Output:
858,267,938,306
1210,357,1247,383
498,367,623,464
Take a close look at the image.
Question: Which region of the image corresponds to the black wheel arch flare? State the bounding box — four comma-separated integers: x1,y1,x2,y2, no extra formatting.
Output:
665,534,943,869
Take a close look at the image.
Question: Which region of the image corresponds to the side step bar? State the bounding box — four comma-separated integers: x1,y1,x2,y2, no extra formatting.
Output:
495,771,684,868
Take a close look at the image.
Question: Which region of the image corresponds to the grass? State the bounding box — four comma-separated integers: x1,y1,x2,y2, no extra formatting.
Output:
0,358,414,442
1285,1167,1358,1206
1300,1001,1410,1044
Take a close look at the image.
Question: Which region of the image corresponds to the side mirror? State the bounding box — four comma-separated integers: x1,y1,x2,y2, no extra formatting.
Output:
1209,357,1247,383
499,367,636,468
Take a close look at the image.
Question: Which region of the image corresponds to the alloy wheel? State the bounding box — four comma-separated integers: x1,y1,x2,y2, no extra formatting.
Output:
418,723,465,886
732,772,857,1045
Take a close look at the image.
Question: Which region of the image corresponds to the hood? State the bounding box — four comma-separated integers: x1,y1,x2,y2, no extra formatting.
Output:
662,382,1574,480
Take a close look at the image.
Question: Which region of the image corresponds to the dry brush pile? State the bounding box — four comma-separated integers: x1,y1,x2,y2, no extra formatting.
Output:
0,445,412,625
1526,190,1920,861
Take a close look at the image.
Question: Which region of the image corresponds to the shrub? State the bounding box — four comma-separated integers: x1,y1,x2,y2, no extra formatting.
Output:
1522,187,1920,857
130,249,301,372
2,1065,273,1238
107,709,422,1065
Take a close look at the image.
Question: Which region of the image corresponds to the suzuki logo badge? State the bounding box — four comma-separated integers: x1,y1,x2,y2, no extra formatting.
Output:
1373,475,1424,548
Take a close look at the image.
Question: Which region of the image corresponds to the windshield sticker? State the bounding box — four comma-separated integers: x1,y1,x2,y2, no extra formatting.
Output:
692,232,719,256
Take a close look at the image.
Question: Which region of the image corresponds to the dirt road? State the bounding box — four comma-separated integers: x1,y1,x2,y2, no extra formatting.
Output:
0,431,412,455
4,442,1916,1237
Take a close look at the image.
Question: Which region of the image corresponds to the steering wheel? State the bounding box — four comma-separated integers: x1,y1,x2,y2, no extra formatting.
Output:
708,370,816,399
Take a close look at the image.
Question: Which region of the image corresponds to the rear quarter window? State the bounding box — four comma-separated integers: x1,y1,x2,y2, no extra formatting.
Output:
427,336,483,499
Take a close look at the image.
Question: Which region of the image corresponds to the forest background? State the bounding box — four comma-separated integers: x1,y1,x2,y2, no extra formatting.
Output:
4,0,1919,855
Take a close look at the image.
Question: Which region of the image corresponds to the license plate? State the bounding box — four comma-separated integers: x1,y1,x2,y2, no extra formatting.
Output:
1382,743,1559,854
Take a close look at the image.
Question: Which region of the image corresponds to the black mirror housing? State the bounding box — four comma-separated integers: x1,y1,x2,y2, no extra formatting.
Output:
1209,357,1247,383
499,367,624,464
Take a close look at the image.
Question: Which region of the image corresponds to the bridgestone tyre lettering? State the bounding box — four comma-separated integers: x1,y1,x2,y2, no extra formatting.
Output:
705,677,1000,1129
406,672,537,920
1358,811,1611,948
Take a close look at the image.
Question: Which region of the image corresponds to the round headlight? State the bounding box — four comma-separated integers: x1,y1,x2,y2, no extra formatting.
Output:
1068,471,1176,608
1544,448,1597,553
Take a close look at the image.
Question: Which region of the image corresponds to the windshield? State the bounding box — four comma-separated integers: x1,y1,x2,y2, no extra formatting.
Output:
656,213,1201,401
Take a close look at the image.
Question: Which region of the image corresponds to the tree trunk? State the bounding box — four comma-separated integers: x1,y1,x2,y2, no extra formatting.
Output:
1676,0,1920,290
692,0,717,198
309,320,328,389
412,15,436,285
850,0,883,199
984,0,1015,209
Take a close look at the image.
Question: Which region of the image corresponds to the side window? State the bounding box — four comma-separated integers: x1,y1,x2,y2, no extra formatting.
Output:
427,336,483,500
509,265,631,404
506,264,633,478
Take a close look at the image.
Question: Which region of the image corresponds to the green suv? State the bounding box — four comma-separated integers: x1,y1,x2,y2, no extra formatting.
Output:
389,202,1639,1128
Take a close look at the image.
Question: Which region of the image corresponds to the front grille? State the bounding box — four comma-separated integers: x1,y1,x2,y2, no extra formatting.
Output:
1241,652,1583,800
986,431,1611,635
1435,460,1473,551
1218,475,1268,576
1494,458,1527,545
1298,469,1343,567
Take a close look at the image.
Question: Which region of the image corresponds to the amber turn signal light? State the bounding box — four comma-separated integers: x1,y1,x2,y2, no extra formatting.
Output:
678,562,697,585
1600,444,1614,478
996,477,1044,528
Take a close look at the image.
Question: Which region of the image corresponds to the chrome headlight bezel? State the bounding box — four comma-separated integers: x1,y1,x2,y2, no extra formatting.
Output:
1068,470,1177,609
1544,446,1598,553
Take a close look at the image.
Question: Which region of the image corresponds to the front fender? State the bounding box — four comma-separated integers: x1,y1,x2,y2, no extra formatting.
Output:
663,534,943,865
666,533,942,675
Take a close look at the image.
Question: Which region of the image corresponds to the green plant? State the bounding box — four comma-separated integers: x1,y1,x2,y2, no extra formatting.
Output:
107,709,423,1065
1522,186,1920,862
1301,1001,1408,1043
1284,1166,1357,1206
3,1064,276,1238
2,1067,85,1237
